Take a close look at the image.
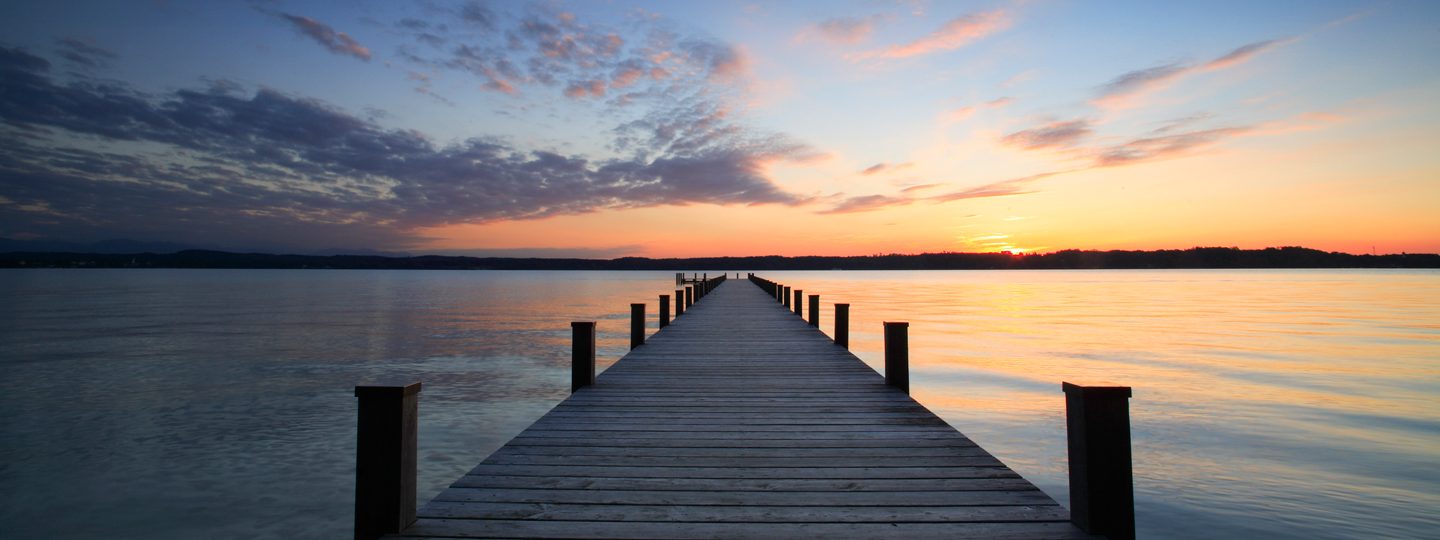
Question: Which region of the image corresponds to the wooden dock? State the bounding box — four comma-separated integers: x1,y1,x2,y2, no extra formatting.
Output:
374,277,1106,539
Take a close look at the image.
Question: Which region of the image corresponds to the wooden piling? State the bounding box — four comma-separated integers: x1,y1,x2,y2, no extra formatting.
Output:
659,295,670,328
835,303,849,348
808,294,820,327
674,290,684,317
630,303,645,349
793,289,803,316
1063,383,1135,540
884,321,909,394
685,286,693,309
783,286,791,308
353,382,421,540
571,322,596,392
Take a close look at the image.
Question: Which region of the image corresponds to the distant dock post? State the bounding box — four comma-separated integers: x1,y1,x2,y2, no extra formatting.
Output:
630,303,645,349
659,295,670,328
884,322,909,394
684,286,693,309
1063,383,1135,540
674,290,684,317
353,382,421,540
808,294,820,327
571,322,596,392
835,303,849,348
783,286,791,308
793,289,803,316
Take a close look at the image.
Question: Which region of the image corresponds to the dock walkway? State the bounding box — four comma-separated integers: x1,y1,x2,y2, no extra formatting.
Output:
390,279,1095,539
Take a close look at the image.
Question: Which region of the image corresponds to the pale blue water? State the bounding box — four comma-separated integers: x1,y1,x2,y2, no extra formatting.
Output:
0,269,1436,539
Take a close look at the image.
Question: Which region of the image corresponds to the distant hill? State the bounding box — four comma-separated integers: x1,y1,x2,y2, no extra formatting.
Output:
1,246,1436,270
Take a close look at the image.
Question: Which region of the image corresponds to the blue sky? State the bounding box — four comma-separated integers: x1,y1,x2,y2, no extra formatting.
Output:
1,1,1435,255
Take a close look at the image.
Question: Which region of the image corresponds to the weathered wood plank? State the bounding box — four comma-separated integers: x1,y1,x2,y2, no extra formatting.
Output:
420,501,1069,522
448,476,1033,491
429,488,1057,506
396,519,1095,539
464,464,1015,480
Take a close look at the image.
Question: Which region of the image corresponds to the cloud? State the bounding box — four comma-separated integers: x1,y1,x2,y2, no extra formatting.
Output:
395,5,751,105
1001,119,1093,150
280,13,372,61
1203,39,1283,71
55,37,116,68
1093,39,1285,109
928,174,1048,202
819,170,1054,215
798,15,886,45
563,79,605,98
819,194,912,214
0,46,807,250
942,106,975,123
1096,127,1249,166
458,1,496,30
860,162,912,175
1092,63,1188,109
853,10,1008,60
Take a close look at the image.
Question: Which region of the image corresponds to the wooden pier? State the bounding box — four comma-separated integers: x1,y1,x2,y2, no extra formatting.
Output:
359,276,1132,540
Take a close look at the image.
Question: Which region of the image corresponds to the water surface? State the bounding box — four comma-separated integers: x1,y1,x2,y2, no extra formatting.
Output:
1,269,1436,539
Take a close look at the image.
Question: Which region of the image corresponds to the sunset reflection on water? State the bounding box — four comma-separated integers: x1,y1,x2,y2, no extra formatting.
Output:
759,269,1439,539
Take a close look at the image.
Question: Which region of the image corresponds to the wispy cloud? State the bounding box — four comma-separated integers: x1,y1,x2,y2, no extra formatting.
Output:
1001,119,1094,150
851,10,1008,60
1096,127,1249,166
819,194,912,214
928,174,1050,202
797,15,887,45
280,13,371,61
54,37,116,68
1092,39,1286,109
820,172,1050,215
1202,39,1283,71
861,162,912,175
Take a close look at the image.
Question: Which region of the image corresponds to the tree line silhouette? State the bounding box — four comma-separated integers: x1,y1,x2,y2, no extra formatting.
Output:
2,246,1436,269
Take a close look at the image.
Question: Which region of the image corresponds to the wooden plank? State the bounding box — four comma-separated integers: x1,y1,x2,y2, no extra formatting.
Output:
429,488,1057,506
420,501,1069,522
489,446,991,458
464,464,1016,480
386,279,1092,540
448,476,1033,491
396,520,1095,539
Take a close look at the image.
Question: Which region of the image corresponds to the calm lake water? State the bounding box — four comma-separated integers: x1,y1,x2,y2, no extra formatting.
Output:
0,269,1436,539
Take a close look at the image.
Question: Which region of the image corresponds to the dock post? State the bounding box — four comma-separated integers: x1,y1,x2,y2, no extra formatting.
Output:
630,303,645,349
571,322,596,392
783,286,791,308
835,304,849,348
659,295,670,328
1062,383,1135,540
675,290,684,317
793,289,803,316
808,294,820,327
884,322,909,394
354,382,421,540
685,286,693,309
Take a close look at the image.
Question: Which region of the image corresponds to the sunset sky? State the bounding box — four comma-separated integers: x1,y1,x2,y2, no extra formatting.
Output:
1,0,1436,257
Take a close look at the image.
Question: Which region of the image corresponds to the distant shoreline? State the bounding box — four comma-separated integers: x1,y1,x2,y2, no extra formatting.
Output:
2,247,1437,270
